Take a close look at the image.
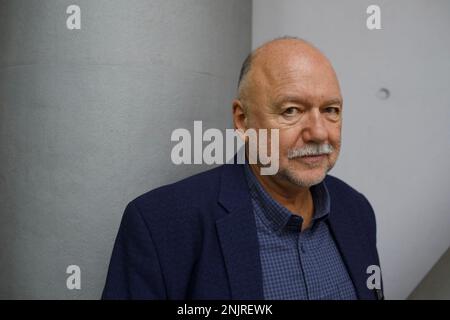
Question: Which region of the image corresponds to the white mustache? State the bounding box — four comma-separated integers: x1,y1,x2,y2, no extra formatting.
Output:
287,143,334,159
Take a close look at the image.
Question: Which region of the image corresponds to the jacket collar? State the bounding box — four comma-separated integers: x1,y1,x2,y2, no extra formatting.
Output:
215,162,264,299
325,177,378,300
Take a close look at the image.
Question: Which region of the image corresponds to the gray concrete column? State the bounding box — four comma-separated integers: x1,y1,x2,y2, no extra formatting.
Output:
0,0,251,299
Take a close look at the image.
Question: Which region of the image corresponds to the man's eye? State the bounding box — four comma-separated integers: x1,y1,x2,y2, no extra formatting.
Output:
325,106,340,114
283,107,299,116
323,106,341,121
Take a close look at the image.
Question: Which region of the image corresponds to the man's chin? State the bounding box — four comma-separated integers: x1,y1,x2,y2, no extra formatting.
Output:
277,168,328,188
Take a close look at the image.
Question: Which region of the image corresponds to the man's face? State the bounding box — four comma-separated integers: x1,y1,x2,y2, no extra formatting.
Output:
244,46,343,187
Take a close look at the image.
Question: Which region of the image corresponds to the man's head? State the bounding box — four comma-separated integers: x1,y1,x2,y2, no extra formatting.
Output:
233,37,343,188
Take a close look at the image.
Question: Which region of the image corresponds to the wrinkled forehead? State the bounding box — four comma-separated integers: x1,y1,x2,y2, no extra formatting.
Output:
249,51,342,103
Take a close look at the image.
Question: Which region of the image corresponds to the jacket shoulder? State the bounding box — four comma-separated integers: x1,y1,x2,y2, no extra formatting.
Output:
325,174,362,197
325,174,377,243
325,174,373,209
127,165,224,221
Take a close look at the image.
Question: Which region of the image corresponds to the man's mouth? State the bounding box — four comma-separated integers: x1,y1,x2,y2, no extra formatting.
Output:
298,154,327,164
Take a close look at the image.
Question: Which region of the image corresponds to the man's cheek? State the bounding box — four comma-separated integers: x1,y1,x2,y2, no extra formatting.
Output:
280,149,291,168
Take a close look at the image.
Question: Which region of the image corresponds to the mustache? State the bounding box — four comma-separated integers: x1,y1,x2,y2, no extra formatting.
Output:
287,143,334,159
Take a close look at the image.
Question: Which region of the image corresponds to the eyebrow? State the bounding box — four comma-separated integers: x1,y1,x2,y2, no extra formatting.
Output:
273,95,343,108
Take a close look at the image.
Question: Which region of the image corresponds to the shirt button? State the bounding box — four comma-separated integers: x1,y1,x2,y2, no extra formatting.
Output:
287,215,303,232
300,243,306,253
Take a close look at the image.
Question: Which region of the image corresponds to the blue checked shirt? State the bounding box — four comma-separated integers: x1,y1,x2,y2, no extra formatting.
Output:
244,164,357,300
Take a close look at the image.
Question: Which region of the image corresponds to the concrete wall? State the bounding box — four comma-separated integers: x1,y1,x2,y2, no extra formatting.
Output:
0,0,252,299
253,0,450,299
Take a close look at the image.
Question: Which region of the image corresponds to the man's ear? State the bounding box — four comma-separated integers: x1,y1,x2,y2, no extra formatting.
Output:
232,99,248,132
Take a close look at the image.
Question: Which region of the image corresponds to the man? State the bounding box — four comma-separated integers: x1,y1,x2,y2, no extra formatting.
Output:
102,37,383,300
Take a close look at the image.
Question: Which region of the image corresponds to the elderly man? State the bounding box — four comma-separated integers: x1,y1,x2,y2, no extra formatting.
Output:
102,37,383,300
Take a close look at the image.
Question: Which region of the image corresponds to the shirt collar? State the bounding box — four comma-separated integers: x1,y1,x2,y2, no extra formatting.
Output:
244,163,331,233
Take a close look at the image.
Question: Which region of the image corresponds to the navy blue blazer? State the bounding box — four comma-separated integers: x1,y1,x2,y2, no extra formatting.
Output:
102,163,382,300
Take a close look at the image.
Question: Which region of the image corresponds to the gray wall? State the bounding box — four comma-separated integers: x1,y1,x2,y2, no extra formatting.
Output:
253,0,450,299
0,0,251,299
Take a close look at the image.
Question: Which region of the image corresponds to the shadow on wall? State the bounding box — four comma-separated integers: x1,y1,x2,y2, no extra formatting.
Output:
408,248,450,300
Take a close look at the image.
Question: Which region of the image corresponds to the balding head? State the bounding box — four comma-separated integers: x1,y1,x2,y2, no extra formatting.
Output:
237,37,340,112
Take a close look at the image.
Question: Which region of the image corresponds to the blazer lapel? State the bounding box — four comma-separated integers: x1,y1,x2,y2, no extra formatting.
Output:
215,163,264,300
326,185,377,300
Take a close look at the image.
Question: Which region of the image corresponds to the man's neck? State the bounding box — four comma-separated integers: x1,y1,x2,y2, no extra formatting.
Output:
248,163,314,230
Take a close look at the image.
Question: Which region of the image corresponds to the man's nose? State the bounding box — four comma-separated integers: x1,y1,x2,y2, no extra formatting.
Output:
301,109,328,143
